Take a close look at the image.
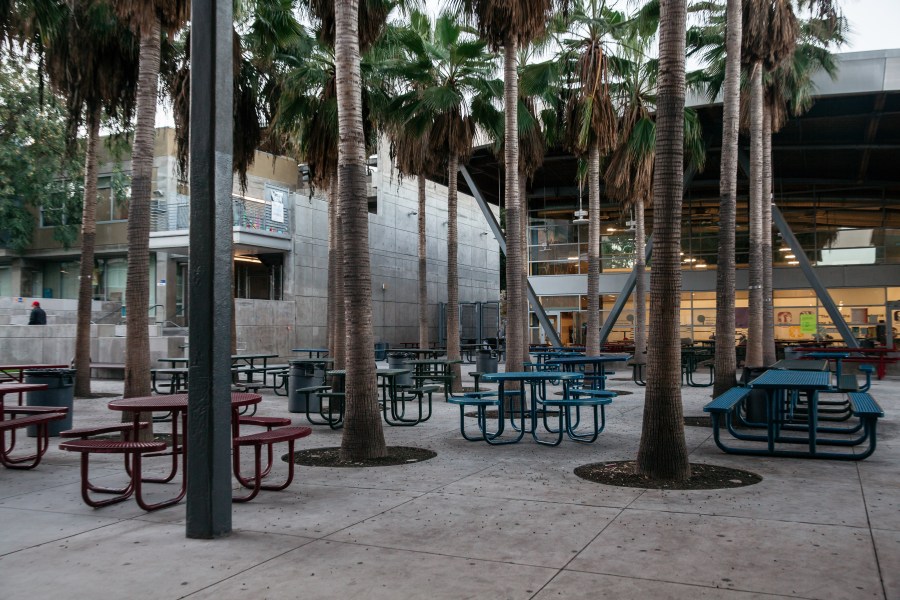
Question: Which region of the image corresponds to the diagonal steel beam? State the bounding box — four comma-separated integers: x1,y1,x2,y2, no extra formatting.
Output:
460,164,562,347
599,238,653,344
772,204,859,348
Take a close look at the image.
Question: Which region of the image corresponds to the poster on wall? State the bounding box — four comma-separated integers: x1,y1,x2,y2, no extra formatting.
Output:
270,191,285,223
800,312,817,334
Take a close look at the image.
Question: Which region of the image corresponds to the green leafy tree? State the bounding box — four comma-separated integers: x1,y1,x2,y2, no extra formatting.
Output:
0,55,82,253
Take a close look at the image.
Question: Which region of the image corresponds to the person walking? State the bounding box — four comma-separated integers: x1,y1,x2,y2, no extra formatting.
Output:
28,301,47,325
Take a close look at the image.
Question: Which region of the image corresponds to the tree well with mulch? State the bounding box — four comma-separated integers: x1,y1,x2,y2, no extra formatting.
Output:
575,461,762,490
288,446,436,468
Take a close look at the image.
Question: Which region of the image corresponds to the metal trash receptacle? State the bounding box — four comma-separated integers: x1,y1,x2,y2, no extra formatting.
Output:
476,349,499,374
387,353,413,387
783,347,801,360
374,342,389,361
288,360,321,413
24,368,75,436
740,366,770,424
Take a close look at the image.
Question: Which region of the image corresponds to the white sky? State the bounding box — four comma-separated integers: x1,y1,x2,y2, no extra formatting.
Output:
155,1,899,128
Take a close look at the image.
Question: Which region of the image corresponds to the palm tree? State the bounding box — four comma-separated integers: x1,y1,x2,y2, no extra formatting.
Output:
334,0,387,460
635,0,691,482
382,13,442,351
456,0,563,374
386,10,498,390
559,0,619,356
741,0,798,369
4,0,138,397
715,0,742,395
605,26,655,365
759,10,844,363
113,0,188,399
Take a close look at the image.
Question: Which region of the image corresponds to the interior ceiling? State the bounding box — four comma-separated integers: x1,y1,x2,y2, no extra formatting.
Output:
457,90,900,229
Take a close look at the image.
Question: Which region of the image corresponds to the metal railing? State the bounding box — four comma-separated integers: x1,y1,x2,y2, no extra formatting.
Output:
151,194,290,237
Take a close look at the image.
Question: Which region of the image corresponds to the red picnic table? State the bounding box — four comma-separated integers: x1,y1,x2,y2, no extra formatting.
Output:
0,382,66,469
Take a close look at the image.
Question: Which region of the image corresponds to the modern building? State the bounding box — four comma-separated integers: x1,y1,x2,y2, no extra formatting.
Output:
0,128,501,363
461,49,900,348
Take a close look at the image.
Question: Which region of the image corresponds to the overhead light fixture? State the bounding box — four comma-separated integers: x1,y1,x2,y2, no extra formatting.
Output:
234,255,262,264
573,191,589,224
696,263,707,268
778,247,791,252
788,260,799,265
568,256,579,261
607,227,616,232
785,254,796,259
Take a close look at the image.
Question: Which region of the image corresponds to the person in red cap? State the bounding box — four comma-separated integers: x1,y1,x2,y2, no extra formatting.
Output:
28,301,47,325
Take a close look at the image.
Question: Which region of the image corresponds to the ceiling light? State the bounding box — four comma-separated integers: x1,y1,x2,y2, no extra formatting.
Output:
778,247,791,252
696,263,707,268
572,209,589,225
607,227,616,232
785,254,795,259
788,260,799,265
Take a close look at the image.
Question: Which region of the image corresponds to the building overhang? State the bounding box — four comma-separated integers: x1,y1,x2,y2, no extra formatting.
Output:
150,228,292,254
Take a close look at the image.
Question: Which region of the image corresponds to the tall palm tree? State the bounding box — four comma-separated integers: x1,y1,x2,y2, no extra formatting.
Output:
5,0,138,397
382,13,442,351
759,10,844,363
334,0,387,459
605,27,655,364
715,0,742,395
636,0,690,482
113,0,189,399
741,0,798,368
386,10,498,390
456,0,563,373
559,0,619,356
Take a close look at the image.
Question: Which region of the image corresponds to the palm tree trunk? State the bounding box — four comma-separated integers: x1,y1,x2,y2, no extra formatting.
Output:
762,108,776,365
503,39,523,373
124,17,160,399
633,199,647,363
74,110,101,398
336,0,386,460
585,142,601,355
636,0,690,482
520,177,530,361
417,175,429,350
713,0,741,397
332,181,346,369
327,185,336,355
447,154,462,391
746,60,765,368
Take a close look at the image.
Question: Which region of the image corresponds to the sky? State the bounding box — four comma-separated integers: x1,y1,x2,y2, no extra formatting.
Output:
156,1,900,128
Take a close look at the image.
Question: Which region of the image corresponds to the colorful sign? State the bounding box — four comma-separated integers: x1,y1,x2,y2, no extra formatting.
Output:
799,312,817,334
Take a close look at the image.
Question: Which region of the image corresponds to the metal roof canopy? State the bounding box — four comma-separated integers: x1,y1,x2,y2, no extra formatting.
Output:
457,50,900,228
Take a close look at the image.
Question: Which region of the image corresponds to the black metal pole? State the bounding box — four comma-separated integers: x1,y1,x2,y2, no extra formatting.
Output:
186,0,234,538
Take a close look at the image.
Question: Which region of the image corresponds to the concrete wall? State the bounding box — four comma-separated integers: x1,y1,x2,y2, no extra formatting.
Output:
0,323,185,373
284,142,501,349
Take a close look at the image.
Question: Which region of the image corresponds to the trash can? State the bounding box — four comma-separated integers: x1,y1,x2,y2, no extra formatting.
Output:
24,368,75,436
387,352,413,387
476,349,499,374
740,366,770,424
288,359,321,413
374,342,389,361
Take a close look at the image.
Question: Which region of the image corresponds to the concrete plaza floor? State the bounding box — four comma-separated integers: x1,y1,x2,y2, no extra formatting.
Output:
1,365,898,599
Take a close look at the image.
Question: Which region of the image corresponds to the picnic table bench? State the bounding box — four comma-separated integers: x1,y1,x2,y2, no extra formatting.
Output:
703,369,884,460
1,382,67,470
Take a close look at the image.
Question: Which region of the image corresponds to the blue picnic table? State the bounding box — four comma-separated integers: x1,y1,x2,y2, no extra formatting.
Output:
546,354,632,391
478,371,597,445
704,368,883,460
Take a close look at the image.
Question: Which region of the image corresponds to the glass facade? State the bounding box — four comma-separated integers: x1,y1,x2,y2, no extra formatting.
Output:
526,196,899,345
